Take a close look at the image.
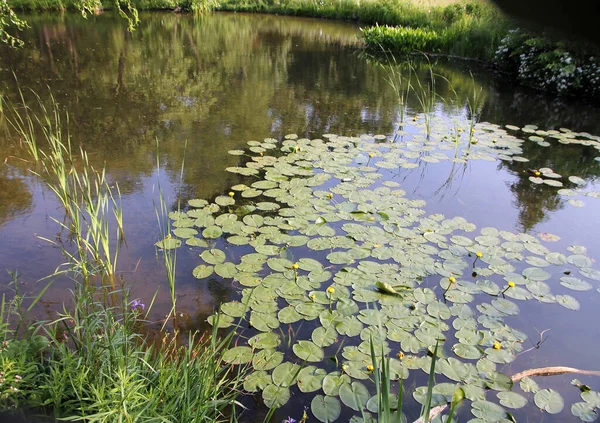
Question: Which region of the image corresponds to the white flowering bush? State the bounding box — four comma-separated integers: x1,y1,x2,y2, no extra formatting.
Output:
494,29,600,98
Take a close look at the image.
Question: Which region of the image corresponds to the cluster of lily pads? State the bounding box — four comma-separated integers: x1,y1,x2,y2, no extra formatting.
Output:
157,118,600,422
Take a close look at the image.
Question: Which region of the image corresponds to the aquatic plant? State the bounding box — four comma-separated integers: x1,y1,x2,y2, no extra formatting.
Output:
164,119,600,421
6,91,123,283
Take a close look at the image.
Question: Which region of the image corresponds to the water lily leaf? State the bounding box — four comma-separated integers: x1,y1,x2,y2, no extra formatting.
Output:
582,391,600,408
223,346,253,364
569,176,586,185
560,277,593,291
311,395,342,423
298,366,328,393
188,199,209,207
323,371,351,396
243,370,270,392
278,306,304,324
220,301,247,318
215,195,235,206
339,382,370,411
202,226,223,239
545,252,567,265
520,377,539,393
155,237,182,250
568,255,593,268
497,391,527,409
453,343,483,359
192,264,214,279
252,349,283,371
571,402,598,422
556,295,580,310
206,313,233,328
215,262,237,278
491,298,519,316
522,267,551,281
262,384,290,408
312,326,338,347
248,333,280,350
543,179,563,187
485,348,514,364
173,227,198,238
272,362,301,387
293,340,325,362
580,268,600,281
200,249,226,265
534,389,564,414
471,400,508,421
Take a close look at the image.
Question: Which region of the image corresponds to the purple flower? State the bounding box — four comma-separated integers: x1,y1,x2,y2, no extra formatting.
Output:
282,418,296,423
130,299,145,312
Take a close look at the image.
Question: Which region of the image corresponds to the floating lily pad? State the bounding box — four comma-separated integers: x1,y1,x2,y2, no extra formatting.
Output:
534,389,564,414
311,395,342,423
293,340,325,362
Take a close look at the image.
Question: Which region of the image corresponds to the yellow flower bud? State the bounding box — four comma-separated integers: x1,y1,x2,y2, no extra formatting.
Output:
493,341,501,350
397,352,405,360
228,191,234,197
292,263,299,270
475,252,483,258
507,281,516,288
448,276,456,283
367,364,374,372
327,286,335,294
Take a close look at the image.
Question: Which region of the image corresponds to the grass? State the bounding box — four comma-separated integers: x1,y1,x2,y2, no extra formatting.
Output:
1,91,246,421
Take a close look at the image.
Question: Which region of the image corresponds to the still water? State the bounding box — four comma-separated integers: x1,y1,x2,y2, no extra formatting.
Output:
1,11,600,422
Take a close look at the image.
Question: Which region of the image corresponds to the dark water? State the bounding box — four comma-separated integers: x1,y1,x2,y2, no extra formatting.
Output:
1,11,600,422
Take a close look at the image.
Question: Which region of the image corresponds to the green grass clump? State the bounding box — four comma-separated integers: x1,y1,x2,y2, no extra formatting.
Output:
0,284,244,421
359,1,510,61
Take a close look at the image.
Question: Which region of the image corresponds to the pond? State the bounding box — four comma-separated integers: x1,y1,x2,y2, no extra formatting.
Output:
1,11,600,423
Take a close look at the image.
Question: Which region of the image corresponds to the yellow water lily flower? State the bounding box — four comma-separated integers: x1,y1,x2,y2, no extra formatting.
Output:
475,251,483,258
448,276,456,283
327,286,335,294
397,352,405,360
367,364,374,372
507,281,516,288
493,341,501,350
228,191,234,197
292,263,299,270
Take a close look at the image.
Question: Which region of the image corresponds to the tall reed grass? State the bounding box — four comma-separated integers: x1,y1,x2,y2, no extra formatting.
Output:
1,91,245,420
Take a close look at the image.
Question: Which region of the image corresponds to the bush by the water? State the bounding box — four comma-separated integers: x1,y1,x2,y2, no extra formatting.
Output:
493,28,600,98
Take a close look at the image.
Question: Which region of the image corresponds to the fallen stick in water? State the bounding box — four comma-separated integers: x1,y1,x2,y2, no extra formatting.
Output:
413,366,600,423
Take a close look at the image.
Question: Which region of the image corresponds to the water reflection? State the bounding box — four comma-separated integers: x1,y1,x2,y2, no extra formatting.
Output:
0,11,599,317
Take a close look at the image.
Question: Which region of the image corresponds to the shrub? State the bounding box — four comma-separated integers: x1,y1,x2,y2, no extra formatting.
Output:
494,28,600,98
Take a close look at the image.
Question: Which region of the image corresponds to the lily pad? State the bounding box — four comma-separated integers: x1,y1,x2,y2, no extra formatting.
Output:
534,389,564,414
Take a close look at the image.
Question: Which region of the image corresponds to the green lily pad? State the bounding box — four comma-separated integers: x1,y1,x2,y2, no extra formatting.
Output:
252,349,284,371
223,346,253,364
202,226,223,239
192,264,214,279
293,340,325,362
262,384,290,408
248,333,281,350
471,400,508,421
534,389,564,414
155,237,182,250
339,382,370,411
298,366,328,393
311,395,342,423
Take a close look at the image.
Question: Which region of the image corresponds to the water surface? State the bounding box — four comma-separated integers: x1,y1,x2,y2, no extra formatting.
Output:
1,11,600,422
